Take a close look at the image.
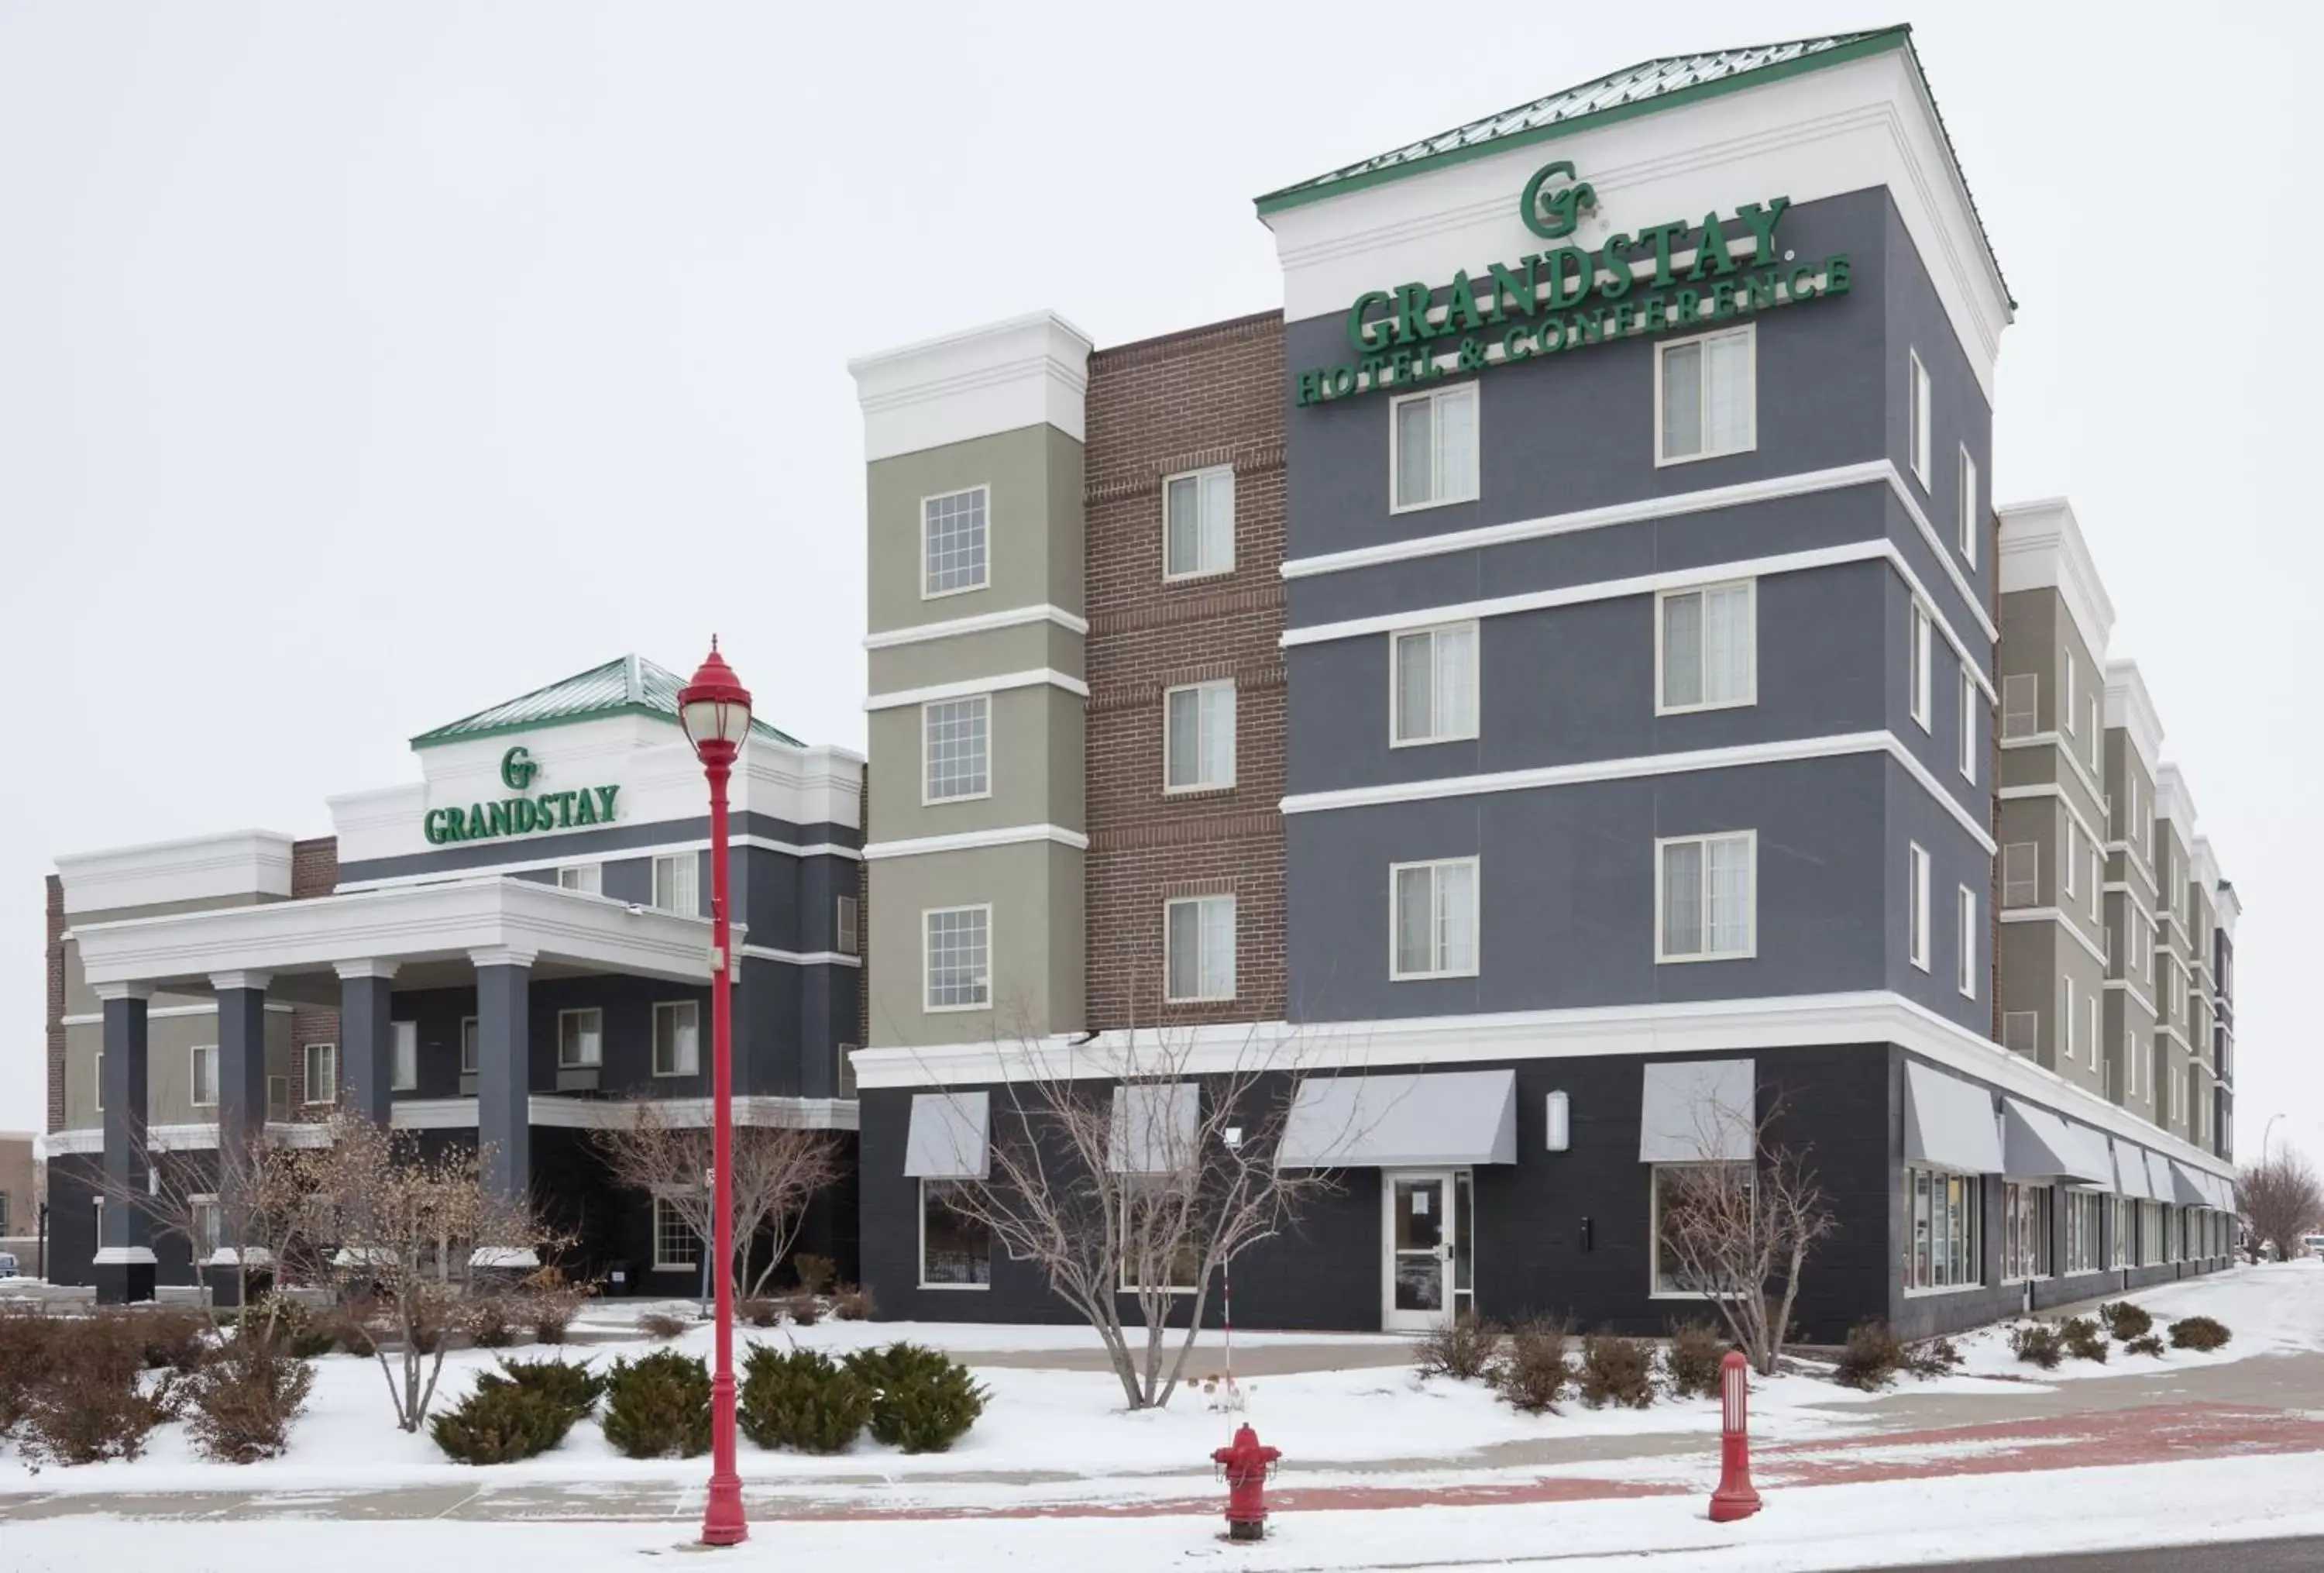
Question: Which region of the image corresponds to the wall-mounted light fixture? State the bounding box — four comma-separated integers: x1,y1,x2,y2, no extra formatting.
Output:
1545,1090,1570,1151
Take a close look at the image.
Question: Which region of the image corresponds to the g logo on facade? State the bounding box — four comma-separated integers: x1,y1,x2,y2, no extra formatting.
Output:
1520,160,1597,240
500,745,539,792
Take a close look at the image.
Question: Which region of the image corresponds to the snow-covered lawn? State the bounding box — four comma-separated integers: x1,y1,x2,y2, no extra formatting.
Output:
3,1262,2316,1502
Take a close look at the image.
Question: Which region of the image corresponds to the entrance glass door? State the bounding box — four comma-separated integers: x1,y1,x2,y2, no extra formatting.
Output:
1384,1172,1456,1330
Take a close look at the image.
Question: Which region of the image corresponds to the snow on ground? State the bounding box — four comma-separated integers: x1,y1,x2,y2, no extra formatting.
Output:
3,1263,2316,1501
11,1450,2324,1573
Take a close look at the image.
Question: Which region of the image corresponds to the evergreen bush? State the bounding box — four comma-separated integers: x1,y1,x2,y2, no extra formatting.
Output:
2009,1322,2065,1369
601,1350,711,1458
2124,1334,2166,1357
739,1346,871,1453
477,1355,605,1423
844,1342,988,1454
2098,1301,2153,1341
431,1382,575,1465
2061,1317,2109,1363
2168,1316,2230,1351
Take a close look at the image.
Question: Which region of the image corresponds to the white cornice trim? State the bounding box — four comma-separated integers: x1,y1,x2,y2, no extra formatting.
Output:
57,829,297,917
1996,734,2109,812
2104,844,2159,896
864,669,1089,712
1998,907,2109,968
1996,783,2107,863
335,835,861,895
852,991,2230,1182
1882,463,1998,645
849,310,1093,461
61,1003,294,1027
208,970,274,993
863,824,1090,861
865,603,1088,650
1281,730,1995,854
91,982,154,1003
2104,979,2158,1019
739,945,863,970
43,1098,860,1154
1998,499,2116,667
91,1248,160,1265
2103,660,2164,778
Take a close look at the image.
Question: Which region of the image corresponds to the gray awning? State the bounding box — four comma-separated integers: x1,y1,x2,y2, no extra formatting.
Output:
1109,1083,1199,1174
2002,1099,2114,1185
1638,1059,1756,1163
903,1090,989,1179
2144,1150,2175,1203
1903,1061,2003,1174
2113,1141,2154,1200
2213,1173,2239,1212
2169,1161,2212,1207
1279,1069,1517,1169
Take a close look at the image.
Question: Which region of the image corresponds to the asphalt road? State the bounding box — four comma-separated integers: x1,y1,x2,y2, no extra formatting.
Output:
1861,1537,2324,1572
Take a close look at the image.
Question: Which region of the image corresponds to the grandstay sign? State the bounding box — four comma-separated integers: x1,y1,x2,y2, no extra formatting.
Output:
421,745,621,845
1292,163,1849,406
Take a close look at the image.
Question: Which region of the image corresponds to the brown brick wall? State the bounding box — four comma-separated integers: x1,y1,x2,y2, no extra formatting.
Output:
1083,312,1287,1030
290,836,339,899
44,874,64,1133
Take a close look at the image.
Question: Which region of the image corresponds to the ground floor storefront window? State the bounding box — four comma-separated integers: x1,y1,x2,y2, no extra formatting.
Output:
2110,1197,2130,1268
2139,1201,2165,1266
1906,1166,1983,1290
920,1179,992,1288
2001,1182,2053,1282
1650,1162,1752,1296
2064,1191,2102,1274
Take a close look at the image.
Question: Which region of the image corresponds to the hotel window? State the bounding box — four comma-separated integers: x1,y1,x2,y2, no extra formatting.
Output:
0,1194,8,1236
1121,1179,1205,1293
2065,1191,2103,1274
2002,1011,2038,1055
835,893,860,957
556,863,601,896
2090,848,2102,922
652,1000,700,1077
1164,466,1235,580
1905,1165,1982,1289
1391,383,1478,511
192,1197,222,1261
2088,698,2101,768
93,1050,101,1111
392,1021,418,1092
1391,622,1478,745
2086,992,2099,1065
925,907,992,1010
835,1042,858,1100
2110,1197,2130,1267
460,1016,479,1075
1958,670,1978,780
190,1045,219,1109
1651,1162,1753,1295
558,1008,603,1069
1164,895,1237,1003
2001,842,2037,907
2002,1182,2054,1282
923,694,991,803
2064,657,2076,733
1658,832,1754,962
2125,1030,2140,1098
2000,674,2038,739
920,1179,992,1287
1907,349,1932,486
1164,681,1236,791
1958,446,1978,563
1656,325,1754,463
922,485,989,597
2063,819,2078,898
651,1194,702,1272
304,1043,338,1106
1657,581,1753,712
2061,982,2075,1062
1392,858,1480,979
1909,604,1933,731
1907,843,1930,972
651,852,699,916
1956,886,1977,997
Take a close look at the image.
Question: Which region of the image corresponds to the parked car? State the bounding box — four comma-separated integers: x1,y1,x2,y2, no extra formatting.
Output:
0,1251,18,1279
2303,1235,2324,1260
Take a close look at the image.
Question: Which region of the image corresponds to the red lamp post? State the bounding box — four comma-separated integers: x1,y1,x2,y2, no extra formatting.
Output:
678,639,752,1548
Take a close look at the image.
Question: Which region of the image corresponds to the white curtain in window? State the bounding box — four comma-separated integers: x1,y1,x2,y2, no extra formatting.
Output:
1394,631,1435,740
1432,625,1476,737
1661,342,1703,456
1662,592,1703,707
1394,866,1434,972
1435,387,1477,501
1435,861,1477,972
1703,333,1751,452
1703,583,1750,702
1395,399,1435,507
1707,837,1751,953
1662,841,1702,955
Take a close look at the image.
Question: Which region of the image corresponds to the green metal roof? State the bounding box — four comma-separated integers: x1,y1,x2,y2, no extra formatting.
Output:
411,655,804,750
1251,26,2008,306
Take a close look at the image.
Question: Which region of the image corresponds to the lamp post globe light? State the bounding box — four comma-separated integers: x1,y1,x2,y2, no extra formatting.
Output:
678,638,751,1547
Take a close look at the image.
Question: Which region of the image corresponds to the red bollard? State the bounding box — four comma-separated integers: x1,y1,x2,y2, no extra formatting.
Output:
1708,1349,1762,1522
1212,1422,1282,1541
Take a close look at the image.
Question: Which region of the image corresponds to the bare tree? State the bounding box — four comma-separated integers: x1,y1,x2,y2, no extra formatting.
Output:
2239,1148,2320,1262
95,1132,327,1341
932,1027,1338,1412
308,1117,563,1431
590,1100,844,1299
1652,1093,1838,1376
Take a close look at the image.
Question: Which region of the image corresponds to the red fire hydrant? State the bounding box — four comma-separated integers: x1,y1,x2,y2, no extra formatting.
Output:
1708,1349,1762,1523
1212,1422,1281,1540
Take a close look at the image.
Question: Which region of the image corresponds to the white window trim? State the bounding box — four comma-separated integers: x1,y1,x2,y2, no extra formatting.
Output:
1388,621,1480,748
1958,668,1978,782
1653,322,1758,467
390,1020,418,1092
1956,886,1977,998
1163,894,1239,1003
1903,1162,1986,1297
555,863,602,896
651,1000,701,1079
918,1178,992,1291
836,893,861,957
459,1015,479,1076
190,1044,218,1109
557,1007,603,1070
1387,382,1480,515
1162,680,1237,793
651,852,699,916
923,904,995,1014
1388,856,1481,982
1910,601,1934,731
651,1193,703,1273
1648,1162,1755,1299
1907,842,1931,972
1160,464,1236,583
303,1042,337,1107
920,484,992,601
1908,349,1932,487
1653,578,1757,715
1654,830,1758,965
1957,445,1978,565
921,694,995,806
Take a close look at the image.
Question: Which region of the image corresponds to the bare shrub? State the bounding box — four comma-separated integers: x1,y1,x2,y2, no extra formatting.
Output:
2009,1322,2064,1369
830,1285,876,1322
1490,1318,1571,1414
2125,1334,2166,1357
636,1311,690,1341
792,1254,837,1296
1664,1320,1728,1399
739,1298,785,1328
2061,1317,2109,1363
1834,1320,1905,1391
2239,1150,2320,1262
1414,1314,1500,1382
1903,1335,1963,1378
782,1292,823,1327
469,1299,521,1349
2098,1301,2153,1341
19,1317,172,1466
0,1307,58,1437
1576,1334,1655,1409
183,1338,315,1463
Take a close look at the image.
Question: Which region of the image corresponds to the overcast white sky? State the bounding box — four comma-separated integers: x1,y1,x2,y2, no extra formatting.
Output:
1,3,2312,1161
